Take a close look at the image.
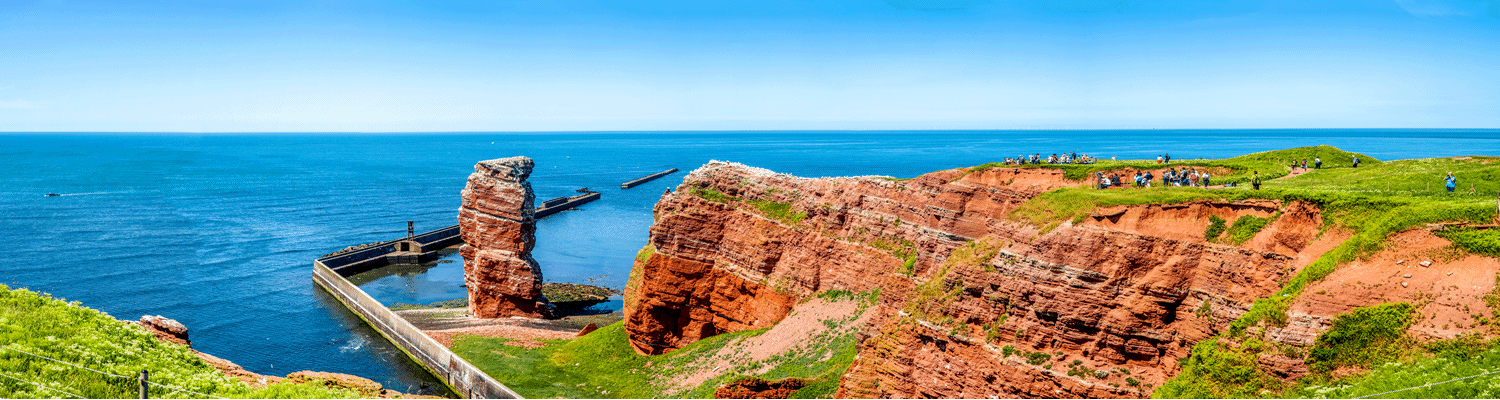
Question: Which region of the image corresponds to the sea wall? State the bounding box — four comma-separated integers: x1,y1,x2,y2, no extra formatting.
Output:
312,262,520,399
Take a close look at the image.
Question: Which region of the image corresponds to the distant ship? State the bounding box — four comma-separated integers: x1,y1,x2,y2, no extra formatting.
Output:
44,193,61,197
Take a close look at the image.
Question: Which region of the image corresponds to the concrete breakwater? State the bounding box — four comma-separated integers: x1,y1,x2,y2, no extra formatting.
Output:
312,263,520,399
620,168,679,189
317,225,463,276
535,191,600,218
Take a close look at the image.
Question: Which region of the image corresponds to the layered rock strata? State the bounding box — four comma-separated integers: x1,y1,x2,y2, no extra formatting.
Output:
458,156,551,318
626,161,1341,398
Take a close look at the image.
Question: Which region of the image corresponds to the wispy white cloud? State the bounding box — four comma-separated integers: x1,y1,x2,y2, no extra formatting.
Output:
0,100,38,109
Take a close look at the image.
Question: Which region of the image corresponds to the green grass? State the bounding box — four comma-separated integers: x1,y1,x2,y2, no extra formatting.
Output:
1437,227,1500,258
1280,336,1500,399
0,285,363,399
969,145,1374,182
1205,215,1228,241
1008,186,1230,233
748,199,807,225
1307,302,1417,373
635,243,656,264
689,187,739,203
1226,213,1279,245
454,295,872,399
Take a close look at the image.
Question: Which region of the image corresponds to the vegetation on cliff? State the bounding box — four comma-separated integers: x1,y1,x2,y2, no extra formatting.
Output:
971,145,1375,182
0,285,363,399
452,293,873,399
1030,149,1500,398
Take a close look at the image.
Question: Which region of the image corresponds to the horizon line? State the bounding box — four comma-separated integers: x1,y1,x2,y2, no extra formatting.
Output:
4,127,1500,135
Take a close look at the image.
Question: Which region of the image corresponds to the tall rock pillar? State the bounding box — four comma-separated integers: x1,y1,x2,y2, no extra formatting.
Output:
458,156,552,318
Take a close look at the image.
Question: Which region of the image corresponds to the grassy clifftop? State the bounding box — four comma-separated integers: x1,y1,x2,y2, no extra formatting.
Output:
982,146,1500,399
0,285,364,399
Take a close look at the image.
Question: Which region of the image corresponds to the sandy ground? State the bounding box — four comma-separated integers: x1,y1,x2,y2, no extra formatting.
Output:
1290,229,1500,341
663,297,876,392
394,307,622,347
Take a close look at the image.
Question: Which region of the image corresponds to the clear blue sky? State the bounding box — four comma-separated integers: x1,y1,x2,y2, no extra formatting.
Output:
1,0,1497,131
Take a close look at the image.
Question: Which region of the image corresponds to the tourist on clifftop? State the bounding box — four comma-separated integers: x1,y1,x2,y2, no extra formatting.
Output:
1252,171,1262,190
1446,172,1457,193
1315,156,1322,169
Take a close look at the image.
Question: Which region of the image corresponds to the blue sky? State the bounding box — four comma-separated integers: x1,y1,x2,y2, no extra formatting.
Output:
1,0,1497,131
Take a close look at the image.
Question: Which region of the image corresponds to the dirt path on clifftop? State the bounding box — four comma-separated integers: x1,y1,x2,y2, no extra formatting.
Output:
663,297,875,393
395,308,617,347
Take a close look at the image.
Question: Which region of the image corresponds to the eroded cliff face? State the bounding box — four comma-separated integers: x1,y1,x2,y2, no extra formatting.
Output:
458,156,551,319
624,161,1357,398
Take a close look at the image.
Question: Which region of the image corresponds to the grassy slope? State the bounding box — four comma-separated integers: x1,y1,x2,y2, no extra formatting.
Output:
453,292,872,399
0,285,362,399
970,144,1375,182
957,146,1500,398
989,149,1500,398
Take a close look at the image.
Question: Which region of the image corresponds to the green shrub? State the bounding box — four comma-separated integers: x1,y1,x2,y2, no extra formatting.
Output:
1153,340,1280,398
1204,215,1227,241
1307,302,1416,373
1025,351,1051,365
1225,213,1278,245
1436,228,1500,258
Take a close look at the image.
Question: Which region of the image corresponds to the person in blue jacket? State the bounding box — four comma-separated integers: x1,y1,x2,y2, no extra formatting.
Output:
1446,172,1457,193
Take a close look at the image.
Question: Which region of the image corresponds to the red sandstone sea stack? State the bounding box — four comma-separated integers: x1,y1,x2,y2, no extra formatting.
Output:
458,156,553,318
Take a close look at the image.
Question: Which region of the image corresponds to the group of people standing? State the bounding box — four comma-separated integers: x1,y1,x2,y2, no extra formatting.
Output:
1082,153,1465,194
1290,157,1324,171
1096,167,1211,189
1007,152,1095,165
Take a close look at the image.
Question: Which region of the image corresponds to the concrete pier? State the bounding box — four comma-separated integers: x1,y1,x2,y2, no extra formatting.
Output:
317,225,463,276
620,168,679,189
535,191,600,218
313,223,520,399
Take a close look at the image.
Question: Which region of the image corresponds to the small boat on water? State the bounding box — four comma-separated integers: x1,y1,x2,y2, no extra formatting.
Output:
44,193,61,197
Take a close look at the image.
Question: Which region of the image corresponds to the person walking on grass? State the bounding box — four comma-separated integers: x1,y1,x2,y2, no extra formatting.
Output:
1352,155,1360,168
1315,156,1322,169
1252,171,1261,190
1446,172,1457,193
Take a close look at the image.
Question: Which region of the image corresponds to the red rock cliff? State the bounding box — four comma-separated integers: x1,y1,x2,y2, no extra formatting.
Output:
626,161,1343,398
458,156,552,318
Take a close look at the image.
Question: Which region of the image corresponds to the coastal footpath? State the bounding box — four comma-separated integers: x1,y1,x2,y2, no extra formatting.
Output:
454,145,1500,399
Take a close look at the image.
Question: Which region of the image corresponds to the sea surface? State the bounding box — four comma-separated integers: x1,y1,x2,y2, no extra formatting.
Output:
3,129,1499,390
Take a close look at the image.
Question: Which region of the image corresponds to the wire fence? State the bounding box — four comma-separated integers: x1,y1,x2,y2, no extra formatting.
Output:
1353,368,1500,399
0,345,227,399
0,370,85,399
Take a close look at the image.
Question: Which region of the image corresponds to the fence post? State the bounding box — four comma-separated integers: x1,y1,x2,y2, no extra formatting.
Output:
139,369,149,399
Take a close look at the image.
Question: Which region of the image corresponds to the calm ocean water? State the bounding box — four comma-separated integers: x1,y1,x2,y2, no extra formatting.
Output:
3,130,1499,390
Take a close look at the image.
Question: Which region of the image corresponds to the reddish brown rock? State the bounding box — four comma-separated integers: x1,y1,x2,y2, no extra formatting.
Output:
139,315,191,347
458,156,552,318
576,323,599,337
715,377,806,399
627,161,1346,398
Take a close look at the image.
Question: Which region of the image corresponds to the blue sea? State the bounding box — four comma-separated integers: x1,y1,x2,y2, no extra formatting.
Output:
3,129,1499,390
